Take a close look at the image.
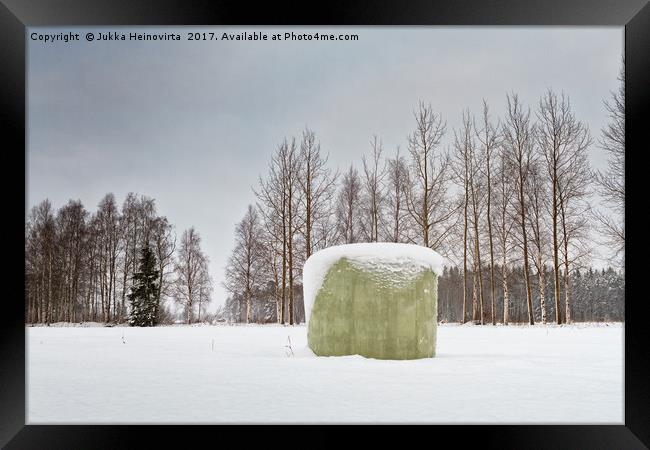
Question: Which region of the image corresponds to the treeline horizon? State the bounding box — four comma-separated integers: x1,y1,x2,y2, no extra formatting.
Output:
224,75,624,325
25,192,212,325
222,263,623,324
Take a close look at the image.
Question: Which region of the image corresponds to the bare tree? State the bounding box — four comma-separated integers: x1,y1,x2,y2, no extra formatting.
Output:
258,206,284,323
86,214,102,322
335,165,363,244
195,265,213,323
254,139,302,324
595,62,625,264
526,161,550,323
537,89,592,323
25,200,57,324
451,130,470,324
475,101,500,325
312,204,339,250
173,227,211,324
558,139,593,323
119,193,138,322
502,94,535,325
493,148,517,324
453,111,485,323
282,138,302,325
224,205,266,323
297,128,338,259
361,135,387,242
256,156,287,324
467,113,487,324
97,194,120,323
58,200,88,322
384,146,412,243
406,101,457,252
151,216,176,323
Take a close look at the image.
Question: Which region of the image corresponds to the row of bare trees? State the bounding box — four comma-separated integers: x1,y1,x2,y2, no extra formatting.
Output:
243,132,338,324
451,92,592,326
224,80,624,325
25,193,212,325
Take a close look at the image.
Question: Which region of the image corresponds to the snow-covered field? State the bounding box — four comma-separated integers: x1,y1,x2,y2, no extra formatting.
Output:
27,323,623,424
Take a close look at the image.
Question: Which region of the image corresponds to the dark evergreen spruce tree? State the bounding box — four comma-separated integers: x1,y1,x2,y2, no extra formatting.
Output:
128,244,160,327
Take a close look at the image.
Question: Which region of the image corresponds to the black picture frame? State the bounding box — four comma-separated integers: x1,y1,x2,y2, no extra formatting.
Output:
1,0,648,448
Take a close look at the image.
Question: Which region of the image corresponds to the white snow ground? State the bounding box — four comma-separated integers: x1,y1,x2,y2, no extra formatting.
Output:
27,323,623,424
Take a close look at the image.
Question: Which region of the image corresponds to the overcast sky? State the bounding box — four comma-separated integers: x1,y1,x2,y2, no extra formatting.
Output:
28,26,623,308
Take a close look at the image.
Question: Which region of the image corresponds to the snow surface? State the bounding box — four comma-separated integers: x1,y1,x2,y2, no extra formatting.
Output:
302,243,444,325
27,323,623,424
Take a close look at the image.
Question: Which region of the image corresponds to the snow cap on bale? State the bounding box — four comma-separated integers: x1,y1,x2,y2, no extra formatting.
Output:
302,242,444,326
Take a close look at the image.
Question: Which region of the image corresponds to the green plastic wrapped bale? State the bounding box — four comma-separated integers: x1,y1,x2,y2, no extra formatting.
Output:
303,243,442,360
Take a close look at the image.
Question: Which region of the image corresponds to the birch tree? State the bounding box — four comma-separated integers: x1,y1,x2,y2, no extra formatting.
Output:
97,194,120,323
502,94,535,325
467,114,486,324
493,148,517,324
406,101,457,252
595,63,625,264
475,101,500,325
335,165,363,244
254,139,302,324
224,205,265,323
298,128,338,259
526,161,550,323
384,146,411,243
361,135,387,242
25,200,57,324
282,138,302,325
453,111,485,323
255,164,286,323
55,200,88,323
151,216,176,322
558,141,593,323
453,125,471,324
173,227,211,324
537,90,592,323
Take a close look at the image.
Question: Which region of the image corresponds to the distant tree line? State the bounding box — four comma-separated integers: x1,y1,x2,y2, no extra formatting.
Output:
438,265,623,323
222,263,623,324
224,74,625,325
25,193,212,325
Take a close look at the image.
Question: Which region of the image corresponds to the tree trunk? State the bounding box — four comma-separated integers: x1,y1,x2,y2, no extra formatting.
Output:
187,286,192,324
471,268,479,323
305,157,312,259
538,258,547,324
563,242,572,324
288,224,294,326
280,255,286,325
486,172,496,326
246,287,251,324
502,256,509,325
470,171,485,325
47,252,52,325
552,171,562,324
462,167,469,324
519,173,534,325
